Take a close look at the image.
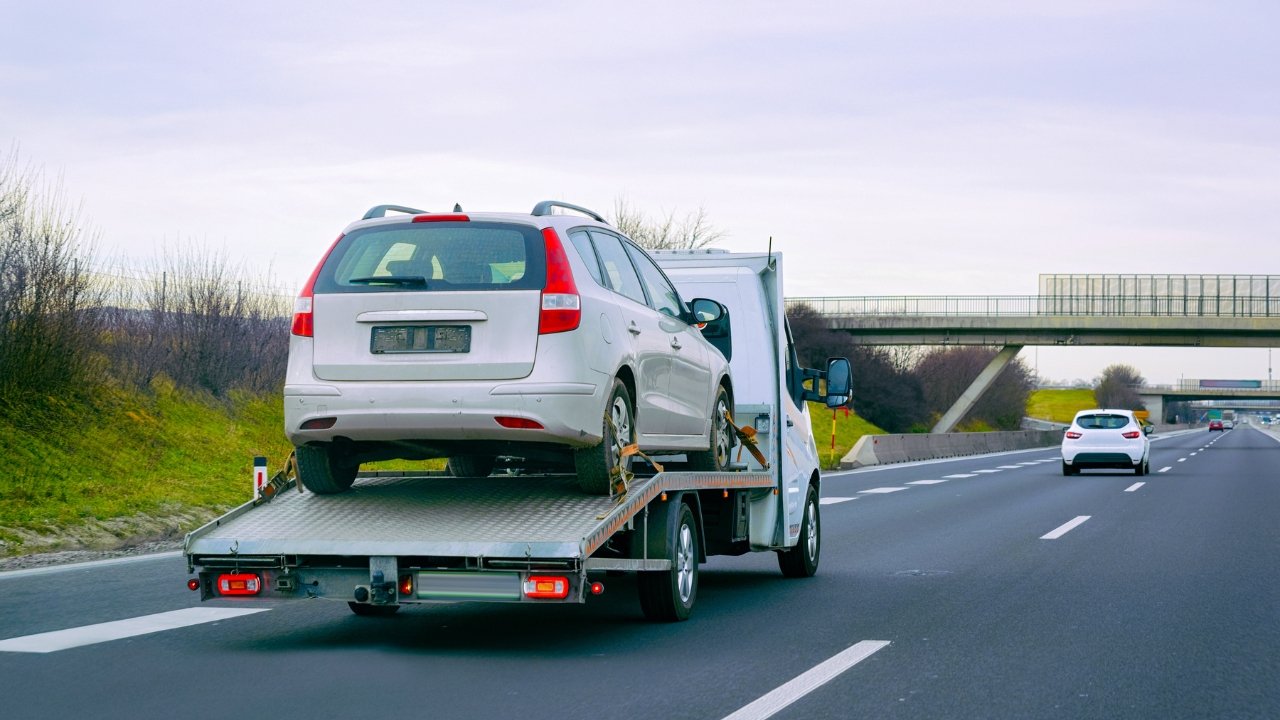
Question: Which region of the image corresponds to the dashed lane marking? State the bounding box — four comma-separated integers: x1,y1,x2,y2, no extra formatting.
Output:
722,640,892,720
819,497,857,505
906,480,948,485
1177,458,1187,463
996,465,1022,469
0,607,269,654
1125,482,1145,492
1158,466,1172,473
973,469,1002,474
859,487,909,494
1041,516,1091,540
944,473,977,479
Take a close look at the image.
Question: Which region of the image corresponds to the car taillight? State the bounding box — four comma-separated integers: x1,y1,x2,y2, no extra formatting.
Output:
538,227,580,335
1122,431,1141,439
1065,431,1082,439
412,213,470,223
291,233,345,337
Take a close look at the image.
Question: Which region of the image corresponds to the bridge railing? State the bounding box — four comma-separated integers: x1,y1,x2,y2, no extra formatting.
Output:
786,295,1280,317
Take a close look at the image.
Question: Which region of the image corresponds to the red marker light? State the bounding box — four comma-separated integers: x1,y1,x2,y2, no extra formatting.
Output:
590,582,604,596
399,574,414,597
523,575,570,599
187,578,201,591
412,213,470,223
217,572,262,596
495,416,544,430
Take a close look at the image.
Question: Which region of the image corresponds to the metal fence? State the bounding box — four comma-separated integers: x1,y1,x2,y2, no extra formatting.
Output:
786,294,1280,318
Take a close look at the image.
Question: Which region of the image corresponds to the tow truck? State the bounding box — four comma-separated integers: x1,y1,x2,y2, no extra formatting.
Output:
185,249,851,621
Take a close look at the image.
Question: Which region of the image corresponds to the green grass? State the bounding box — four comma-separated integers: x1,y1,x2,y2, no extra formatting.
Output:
1027,388,1097,424
807,403,886,469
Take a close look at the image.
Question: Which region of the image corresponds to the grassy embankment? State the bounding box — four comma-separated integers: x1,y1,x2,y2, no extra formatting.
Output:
0,384,886,557
1026,388,1097,424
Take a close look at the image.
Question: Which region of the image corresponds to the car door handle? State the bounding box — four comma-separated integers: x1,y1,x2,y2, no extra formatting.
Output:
628,322,642,335
670,337,682,349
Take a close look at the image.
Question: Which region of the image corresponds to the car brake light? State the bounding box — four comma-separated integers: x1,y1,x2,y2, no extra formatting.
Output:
523,575,570,600
1065,431,1082,439
1122,431,1141,439
217,573,262,596
412,213,470,223
495,416,544,429
538,227,580,335
292,233,345,337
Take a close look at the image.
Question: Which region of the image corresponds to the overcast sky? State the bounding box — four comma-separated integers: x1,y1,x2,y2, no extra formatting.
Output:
2,1,1277,384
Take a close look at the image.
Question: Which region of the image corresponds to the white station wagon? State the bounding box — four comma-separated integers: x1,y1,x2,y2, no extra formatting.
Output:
285,201,735,495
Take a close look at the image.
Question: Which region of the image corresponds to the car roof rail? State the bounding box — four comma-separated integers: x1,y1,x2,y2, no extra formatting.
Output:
362,204,429,220
531,200,607,224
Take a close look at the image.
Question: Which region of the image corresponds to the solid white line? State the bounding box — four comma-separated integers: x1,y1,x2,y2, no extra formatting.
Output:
1041,516,1091,540
722,640,891,720
1158,466,1171,473
943,473,977,479
1124,482,1145,492
0,607,268,653
0,551,184,581
819,497,857,505
906,480,948,485
859,487,909,494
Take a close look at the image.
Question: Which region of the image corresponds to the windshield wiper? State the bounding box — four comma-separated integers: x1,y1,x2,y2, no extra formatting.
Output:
348,275,428,287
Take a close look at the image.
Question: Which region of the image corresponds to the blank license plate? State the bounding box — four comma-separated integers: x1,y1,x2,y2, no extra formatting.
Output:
370,325,471,354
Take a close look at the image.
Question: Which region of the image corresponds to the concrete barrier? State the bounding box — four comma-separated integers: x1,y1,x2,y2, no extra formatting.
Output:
840,429,1063,470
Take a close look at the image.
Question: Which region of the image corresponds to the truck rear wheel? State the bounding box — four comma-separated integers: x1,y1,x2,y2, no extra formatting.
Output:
574,379,633,495
447,455,495,478
296,444,358,494
638,502,699,621
686,385,733,472
778,485,820,578
348,602,400,617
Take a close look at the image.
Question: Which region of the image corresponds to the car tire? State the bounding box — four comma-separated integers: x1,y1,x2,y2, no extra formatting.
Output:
1061,460,1077,476
1134,460,1146,476
296,444,359,494
574,379,633,495
447,455,495,478
778,485,820,578
686,385,734,472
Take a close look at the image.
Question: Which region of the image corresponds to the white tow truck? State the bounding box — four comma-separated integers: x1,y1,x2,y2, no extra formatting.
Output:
185,250,851,621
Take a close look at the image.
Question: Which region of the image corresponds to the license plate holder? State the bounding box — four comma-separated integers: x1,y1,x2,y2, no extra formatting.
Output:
370,325,471,354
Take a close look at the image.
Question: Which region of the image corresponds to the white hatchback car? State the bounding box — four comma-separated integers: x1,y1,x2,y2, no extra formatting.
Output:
1061,409,1152,476
285,201,735,495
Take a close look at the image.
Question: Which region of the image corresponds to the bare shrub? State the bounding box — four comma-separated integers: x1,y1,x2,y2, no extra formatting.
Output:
913,346,1036,430
610,197,726,250
1094,364,1145,410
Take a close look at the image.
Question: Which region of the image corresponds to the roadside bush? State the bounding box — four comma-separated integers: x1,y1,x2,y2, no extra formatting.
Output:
913,346,1035,430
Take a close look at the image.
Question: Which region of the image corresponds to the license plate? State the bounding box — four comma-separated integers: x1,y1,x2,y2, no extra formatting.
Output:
370,325,471,354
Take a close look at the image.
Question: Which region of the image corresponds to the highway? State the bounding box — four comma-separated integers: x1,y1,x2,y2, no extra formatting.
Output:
1,426,1277,720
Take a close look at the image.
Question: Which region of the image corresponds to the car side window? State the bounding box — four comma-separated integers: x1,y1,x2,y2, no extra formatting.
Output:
588,231,647,306
624,242,686,320
567,230,604,286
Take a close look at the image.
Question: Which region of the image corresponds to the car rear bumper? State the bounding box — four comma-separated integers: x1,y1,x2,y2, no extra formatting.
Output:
1062,445,1146,466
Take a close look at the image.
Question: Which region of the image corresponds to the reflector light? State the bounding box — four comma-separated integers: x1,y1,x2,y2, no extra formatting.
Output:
399,575,414,597
1065,431,1082,439
495,416,544,429
300,417,337,430
187,578,201,591
1122,431,1141,439
523,575,570,600
292,233,345,337
217,573,262,596
590,582,604,596
538,228,581,334
412,213,470,223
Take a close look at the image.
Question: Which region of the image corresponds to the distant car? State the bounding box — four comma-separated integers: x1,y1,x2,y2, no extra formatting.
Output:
1208,419,1224,431
1061,409,1152,476
1222,420,1234,429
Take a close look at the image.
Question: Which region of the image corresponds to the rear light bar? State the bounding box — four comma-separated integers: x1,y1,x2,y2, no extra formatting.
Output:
292,233,345,337
1122,431,1141,439
412,213,470,223
1064,431,1082,439
217,573,262,596
495,416,544,430
538,227,581,334
523,575,570,600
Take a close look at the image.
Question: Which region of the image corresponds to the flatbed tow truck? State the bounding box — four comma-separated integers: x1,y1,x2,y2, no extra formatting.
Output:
185,250,851,621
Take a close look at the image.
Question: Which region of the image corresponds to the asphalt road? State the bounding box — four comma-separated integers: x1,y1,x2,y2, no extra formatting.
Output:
1,426,1276,720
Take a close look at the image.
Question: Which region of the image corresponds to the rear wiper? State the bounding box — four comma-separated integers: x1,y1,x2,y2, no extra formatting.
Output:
348,275,428,287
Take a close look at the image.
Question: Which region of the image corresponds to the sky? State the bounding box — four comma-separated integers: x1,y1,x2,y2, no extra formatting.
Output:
2,1,1278,385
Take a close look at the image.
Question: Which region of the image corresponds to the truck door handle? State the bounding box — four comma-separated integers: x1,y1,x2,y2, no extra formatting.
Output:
670,337,682,349
628,322,642,335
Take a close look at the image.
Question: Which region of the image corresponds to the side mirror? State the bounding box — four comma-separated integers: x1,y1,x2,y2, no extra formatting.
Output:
823,357,852,408
689,298,724,324
1143,424,1153,435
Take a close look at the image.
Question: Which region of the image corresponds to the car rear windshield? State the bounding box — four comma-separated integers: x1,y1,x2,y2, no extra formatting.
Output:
1076,414,1131,430
312,222,546,293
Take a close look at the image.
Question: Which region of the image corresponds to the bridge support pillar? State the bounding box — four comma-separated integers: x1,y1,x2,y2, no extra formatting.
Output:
931,345,1024,434
1138,393,1165,423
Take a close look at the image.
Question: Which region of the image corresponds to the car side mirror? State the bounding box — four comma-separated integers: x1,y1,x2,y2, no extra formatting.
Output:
823,357,852,408
1143,425,1153,435
689,298,724,325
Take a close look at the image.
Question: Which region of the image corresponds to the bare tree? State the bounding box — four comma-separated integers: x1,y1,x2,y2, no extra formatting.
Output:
610,197,726,250
913,347,1036,430
1094,364,1146,410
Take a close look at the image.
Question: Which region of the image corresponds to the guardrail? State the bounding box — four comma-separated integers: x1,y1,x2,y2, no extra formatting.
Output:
787,295,1280,318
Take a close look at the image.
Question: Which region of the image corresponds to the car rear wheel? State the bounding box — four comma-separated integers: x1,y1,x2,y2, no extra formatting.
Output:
686,385,733,472
296,444,359,494
1061,460,1078,476
574,379,633,495
447,455,495,478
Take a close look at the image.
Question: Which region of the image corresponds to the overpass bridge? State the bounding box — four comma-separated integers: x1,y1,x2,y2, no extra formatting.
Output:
1136,380,1280,423
787,275,1280,433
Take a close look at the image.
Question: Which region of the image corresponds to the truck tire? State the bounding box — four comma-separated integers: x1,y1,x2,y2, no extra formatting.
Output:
574,379,633,495
638,502,699,622
686,385,733,472
447,455,495,478
778,485,820,578
348,602,400,617
295,444,358,494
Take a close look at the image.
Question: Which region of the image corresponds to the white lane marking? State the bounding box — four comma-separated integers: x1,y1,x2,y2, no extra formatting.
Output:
0,551,183,581
1190,452,1198,456
859,487,909,494
1177,458,1187,463
0,607,268,654
819,497,857,505
1041,516,1091,540
1015,462,1039,467
996,465,1022,469
722,640,891,720
906,480,948,485
1125,482,1145,492
974,469,1002,474
1158,466,1172,473
943,473,977,479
